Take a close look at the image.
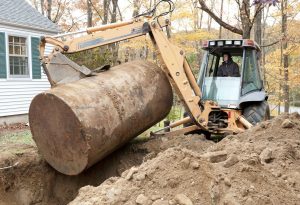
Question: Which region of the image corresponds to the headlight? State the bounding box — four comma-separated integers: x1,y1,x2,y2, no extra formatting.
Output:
225,40,232,45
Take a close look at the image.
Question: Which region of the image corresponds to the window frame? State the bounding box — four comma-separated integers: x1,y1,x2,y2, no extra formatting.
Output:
5,32,32,80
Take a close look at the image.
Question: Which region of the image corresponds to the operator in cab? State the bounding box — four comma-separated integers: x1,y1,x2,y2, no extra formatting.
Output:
217,52,240,77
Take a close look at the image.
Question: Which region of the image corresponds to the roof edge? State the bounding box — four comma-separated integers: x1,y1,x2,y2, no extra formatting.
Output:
0,20,60,34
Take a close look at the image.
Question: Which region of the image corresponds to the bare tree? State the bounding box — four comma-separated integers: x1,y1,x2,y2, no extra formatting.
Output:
132,0,141,17
254,3,262,45
111,0,118,23
199,9,203,29
40,0,45,15
197,0,265,38
207,0,214,31
281,0,289,112
103,0,110,25
110,0,119,65
87,0,93,27
219,0,224,38
47,0,52,20
32,0,39,10
261,5,270,84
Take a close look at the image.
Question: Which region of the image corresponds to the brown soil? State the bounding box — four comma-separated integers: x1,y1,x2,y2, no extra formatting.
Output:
69,113,300,205
0,130,211,205
0,123,29,137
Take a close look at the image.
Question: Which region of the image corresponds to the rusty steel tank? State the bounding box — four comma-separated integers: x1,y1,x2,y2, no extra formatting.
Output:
29,60,173,175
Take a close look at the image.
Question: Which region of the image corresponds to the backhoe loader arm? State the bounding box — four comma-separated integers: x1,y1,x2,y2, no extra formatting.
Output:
40,17,211,129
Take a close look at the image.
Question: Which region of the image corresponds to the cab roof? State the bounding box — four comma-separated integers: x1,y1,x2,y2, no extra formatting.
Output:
202,39,261,52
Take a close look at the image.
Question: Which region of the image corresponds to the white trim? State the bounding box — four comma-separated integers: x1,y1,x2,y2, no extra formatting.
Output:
5,32,32,80
4,32,8,79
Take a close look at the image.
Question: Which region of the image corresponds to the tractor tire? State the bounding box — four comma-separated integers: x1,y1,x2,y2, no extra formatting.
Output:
243,101,270,125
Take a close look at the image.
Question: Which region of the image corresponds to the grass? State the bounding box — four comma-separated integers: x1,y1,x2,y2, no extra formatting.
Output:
0,130,35,146
0,107,182,147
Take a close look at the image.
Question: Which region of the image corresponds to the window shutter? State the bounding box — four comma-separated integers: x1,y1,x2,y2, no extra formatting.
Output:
31,37,41,79
0,32,7,79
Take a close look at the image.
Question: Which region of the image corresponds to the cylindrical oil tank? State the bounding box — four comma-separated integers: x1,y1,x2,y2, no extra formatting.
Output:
29,60,173,175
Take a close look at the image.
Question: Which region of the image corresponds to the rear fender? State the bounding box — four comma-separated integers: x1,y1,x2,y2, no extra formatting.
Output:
238,91,267,108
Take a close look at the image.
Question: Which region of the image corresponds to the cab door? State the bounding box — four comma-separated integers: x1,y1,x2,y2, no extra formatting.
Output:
241,48,263,96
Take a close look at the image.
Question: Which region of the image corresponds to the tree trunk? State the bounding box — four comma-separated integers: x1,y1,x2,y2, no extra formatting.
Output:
103,0,110,25
218,0,224,38
207,0,214,31
282,0,289,113
87,0,93,27
47,0,52,20
32,0,38,10
111,0,118,23
199,10,203,29
111,0,119,65
254,4,262,45
40,0,45,15
261,6,269,85
132,0,141,17
193,5,199,30
240,0,251,39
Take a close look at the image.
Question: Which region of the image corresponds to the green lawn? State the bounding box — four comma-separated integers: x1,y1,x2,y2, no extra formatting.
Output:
0,105,184,147
0,130,35,146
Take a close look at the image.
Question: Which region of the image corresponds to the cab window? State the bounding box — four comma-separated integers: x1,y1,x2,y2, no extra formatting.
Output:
203,53,217,76
202,52,243,77
242,49,262,95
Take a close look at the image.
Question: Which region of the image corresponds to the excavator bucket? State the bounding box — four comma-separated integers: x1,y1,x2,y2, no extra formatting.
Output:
43,53,93,86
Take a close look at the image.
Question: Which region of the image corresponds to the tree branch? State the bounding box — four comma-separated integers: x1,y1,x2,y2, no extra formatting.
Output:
251,3,265,25
52,0,63,23
197,0,243,35
261,40,280,47
89,0,104,21
117,4,123,21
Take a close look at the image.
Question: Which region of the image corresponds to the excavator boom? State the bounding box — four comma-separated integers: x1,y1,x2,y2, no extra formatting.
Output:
40,17,211,130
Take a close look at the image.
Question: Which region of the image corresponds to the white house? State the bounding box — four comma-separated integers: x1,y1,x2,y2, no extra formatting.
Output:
0,0,59,125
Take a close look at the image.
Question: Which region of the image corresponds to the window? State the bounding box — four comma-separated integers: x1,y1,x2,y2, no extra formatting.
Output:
241,49,262,95
200,52,243,78
8,36,29,78
219,56,243,73
205,53,219,77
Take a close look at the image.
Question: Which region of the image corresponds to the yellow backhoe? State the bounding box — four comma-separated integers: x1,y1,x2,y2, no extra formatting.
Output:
29,11,269,175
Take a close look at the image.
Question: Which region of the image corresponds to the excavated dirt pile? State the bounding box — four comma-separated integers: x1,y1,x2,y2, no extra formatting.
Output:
70,113,300,205
0,129,212,205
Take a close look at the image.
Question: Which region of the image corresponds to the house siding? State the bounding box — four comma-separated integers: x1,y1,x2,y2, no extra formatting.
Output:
0,26,54,117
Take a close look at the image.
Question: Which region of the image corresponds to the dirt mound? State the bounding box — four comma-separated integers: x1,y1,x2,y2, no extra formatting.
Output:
0,131,210,205
70,113,300,205
0,143,148,205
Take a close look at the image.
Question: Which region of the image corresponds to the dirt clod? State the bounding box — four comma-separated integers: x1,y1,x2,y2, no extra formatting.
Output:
175,193,193,205
153,199,169,205
223,154,239,168
281,119,294,128
136,194,150,205
190,161,200,169
201,150,228,163
259,148,273,163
